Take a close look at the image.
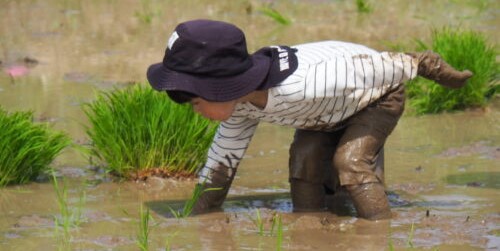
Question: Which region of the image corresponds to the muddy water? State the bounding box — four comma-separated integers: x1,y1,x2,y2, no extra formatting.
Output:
0,0,499,250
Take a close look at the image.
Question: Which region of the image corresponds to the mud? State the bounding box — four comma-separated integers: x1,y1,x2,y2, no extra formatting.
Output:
437,141,500,159
0,0,499,250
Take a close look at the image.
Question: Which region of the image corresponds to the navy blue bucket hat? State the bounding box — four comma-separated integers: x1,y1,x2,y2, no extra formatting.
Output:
147,19,272,103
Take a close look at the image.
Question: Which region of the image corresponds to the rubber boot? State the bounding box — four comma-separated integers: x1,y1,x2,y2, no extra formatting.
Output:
290,178,327,212
408,51,473,88
346,182,391,220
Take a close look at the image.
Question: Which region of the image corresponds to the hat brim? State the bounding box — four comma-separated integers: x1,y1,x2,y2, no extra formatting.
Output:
147,53,271,102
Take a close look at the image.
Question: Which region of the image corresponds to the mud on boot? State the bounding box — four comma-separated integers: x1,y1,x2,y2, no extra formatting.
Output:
346,182,392,220
290,178,327,212
408,51,473,89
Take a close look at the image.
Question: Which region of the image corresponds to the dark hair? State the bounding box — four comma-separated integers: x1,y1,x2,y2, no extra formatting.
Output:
166,90,197,104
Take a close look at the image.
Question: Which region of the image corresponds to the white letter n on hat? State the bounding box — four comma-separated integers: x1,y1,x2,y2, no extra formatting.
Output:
167,31,179,50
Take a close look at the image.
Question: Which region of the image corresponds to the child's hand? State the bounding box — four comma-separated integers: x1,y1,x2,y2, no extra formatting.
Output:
192,163,236,215
191,182,226,215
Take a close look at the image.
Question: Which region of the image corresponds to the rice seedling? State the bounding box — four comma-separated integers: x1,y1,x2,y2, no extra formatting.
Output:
406,28,498,114
83,84,218,178
273,213,283,251
355,0,373,14
388,236,395,251
164,231,178,251
168,182,221,218
135,0,160,24
407,222,415,248
137,204,154,251
249,209,283,238
258,5,291,25
252,208,265,236
51,170,86,247
0,107,71,187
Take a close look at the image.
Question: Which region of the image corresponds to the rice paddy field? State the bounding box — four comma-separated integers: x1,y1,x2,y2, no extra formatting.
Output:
0,0,499,250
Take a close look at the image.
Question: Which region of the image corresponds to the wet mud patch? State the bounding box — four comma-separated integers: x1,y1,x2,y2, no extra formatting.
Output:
436,141,500,159
391,210,500,249
13,214,54,229
89,235,134,248
389,182,437,195
445,172,500,189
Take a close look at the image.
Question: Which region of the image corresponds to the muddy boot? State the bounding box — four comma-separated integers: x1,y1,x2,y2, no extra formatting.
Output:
192,164,235,215
408,51,473,88
346,182,391,220
290,178,327,212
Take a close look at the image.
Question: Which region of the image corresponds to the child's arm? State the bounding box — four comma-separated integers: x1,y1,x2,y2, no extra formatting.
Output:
192,116,260,213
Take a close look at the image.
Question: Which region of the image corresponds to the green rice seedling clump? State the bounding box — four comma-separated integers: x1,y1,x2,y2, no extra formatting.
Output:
83,84,218,177
406,28,498,114
0,107,70,187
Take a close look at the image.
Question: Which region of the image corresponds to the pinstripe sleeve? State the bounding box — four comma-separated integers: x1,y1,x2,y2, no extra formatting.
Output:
197,115,259,184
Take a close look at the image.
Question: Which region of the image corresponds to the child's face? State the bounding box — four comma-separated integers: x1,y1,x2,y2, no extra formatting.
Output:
190,97,237,121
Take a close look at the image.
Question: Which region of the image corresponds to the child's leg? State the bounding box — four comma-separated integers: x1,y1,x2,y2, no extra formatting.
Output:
289,129,339,212
407,51,473,88
334,84,405,220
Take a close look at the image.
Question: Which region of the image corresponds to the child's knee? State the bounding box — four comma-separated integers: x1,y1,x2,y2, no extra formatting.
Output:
334,151,381,186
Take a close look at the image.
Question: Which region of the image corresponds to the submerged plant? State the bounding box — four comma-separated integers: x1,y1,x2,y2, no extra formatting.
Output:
406,28,498,114
0,107,70,187
83,84,217,178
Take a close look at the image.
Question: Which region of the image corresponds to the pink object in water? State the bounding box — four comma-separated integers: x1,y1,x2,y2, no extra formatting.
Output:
5,65,29,77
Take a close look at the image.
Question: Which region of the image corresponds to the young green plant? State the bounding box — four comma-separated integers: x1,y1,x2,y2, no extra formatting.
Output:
252,208,265,236
407,222,415,248
0,107,70,187
249,209,283,238
356,0,373,14
137,204,154,251
51,170,86,247
135,0,160,24
273,213,283,251
258,5,291,25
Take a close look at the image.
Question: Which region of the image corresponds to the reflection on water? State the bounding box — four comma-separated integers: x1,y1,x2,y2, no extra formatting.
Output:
0,0,499,250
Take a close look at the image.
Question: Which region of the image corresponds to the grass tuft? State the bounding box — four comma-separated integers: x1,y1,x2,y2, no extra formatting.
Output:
356,0,373,14
83,84,217,178
258,5,291,25
0,107,70,187
406,27,498,114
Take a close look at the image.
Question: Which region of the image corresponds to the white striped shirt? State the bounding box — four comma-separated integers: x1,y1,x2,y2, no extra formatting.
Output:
199,41,417,183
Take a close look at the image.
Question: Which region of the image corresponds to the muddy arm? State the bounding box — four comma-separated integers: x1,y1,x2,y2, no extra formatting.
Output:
192,163,237,214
